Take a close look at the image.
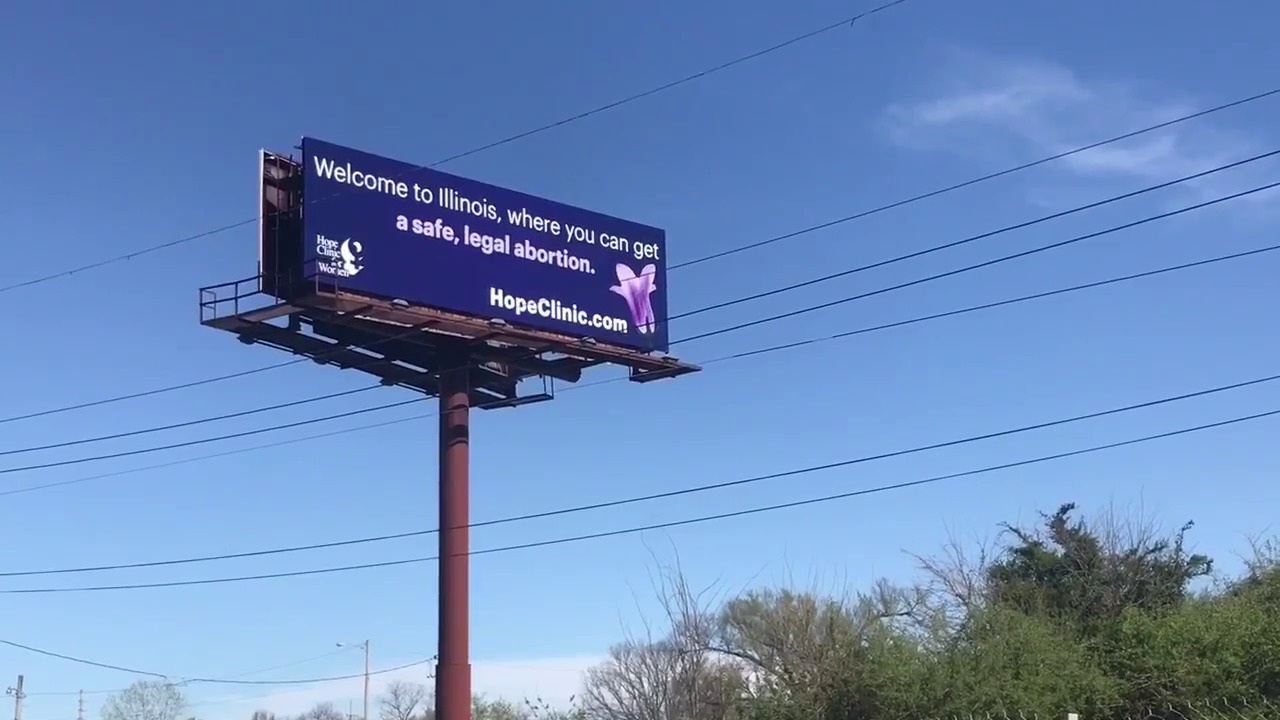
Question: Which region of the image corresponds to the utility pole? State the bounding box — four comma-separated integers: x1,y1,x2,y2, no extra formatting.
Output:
6,675,24,720
362,640,370,720
78,690,84,720
336,639,371,720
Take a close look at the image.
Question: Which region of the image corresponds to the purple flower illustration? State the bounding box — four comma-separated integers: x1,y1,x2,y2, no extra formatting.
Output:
609,263,658,334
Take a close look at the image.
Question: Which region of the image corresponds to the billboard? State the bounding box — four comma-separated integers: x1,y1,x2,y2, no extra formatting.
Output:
299,137,669,353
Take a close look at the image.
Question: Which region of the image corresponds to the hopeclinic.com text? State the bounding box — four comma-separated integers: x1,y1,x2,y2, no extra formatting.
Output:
489,288,629,333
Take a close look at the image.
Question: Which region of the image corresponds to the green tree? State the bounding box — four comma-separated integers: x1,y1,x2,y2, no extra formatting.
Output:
580,503,1280,720
930,606,1120,716
471,695,528,720
985,503,1211,634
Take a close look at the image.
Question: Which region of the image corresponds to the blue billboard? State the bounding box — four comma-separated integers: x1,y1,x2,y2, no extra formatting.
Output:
300,137,669,353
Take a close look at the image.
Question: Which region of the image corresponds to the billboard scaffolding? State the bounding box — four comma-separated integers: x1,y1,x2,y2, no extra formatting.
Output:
199,140,699,720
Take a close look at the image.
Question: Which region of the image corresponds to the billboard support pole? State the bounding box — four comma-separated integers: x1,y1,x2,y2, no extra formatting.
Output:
436,361,472,720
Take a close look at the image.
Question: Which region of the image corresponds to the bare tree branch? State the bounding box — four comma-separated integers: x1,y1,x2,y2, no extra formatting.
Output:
380,681,428,720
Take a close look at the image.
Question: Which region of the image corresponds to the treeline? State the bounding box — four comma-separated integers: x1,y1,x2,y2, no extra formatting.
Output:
98,673,574,720
250,683,576,720
574,503,1280,720
99,503,1280,720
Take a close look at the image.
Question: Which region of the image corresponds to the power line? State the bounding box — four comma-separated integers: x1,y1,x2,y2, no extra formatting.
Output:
668,148,1280,322
3,239,1275,500
209,647,361,681
1,162,1272,477
0,324,435,427
0,639,164,677
0,640,432,686
670,86,1280,269
2,402,1275,594
183,670,442,711
3,84,1275,427
1,367,1275,578
23,649,361,697
0,396,426,477
0,1,907,298
674,176,1280,346
710,243,1280,364
185,659,434,686
0,386,377,458
21,657,440,709
425,0,908,169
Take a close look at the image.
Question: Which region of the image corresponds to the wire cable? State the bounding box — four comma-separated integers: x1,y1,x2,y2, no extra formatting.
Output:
0,386,378,458
0,324,432,427
0,1,907,297
212,648,358,680
0,639,164,677
2,83,1275,425
0,396,427,476
0,159,1272,472
711,243,1280,364
673,177,1280,346
4,239,1275,498
667,148,1280,322
2,403,1275,593
669,85,1280,270
0,639,433,685
181,659,435,686
23,649,412,697
1,366,1274,577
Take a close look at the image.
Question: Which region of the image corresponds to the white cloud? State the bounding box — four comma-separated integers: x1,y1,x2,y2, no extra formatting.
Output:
881,50,1274,207
191,655,603,720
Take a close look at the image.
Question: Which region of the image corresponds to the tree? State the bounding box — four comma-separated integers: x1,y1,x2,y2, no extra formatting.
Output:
581,638,734,720
985,502,1212,634
577,502,1280,720
380,681,428,720
471,695,526,720
298,703,346,720
101,681,187,720
577,556,752,720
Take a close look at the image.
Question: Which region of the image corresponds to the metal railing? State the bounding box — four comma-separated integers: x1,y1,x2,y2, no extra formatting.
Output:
198,258,352,324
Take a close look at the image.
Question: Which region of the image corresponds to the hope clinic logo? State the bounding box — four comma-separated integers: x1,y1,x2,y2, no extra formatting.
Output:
315,235,365,279
340,239,364,276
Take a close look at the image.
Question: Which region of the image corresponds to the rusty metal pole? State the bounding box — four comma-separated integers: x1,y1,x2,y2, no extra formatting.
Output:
436,363,472,720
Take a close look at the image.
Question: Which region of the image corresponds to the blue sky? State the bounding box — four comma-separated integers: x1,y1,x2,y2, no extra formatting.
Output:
2,0,1279,717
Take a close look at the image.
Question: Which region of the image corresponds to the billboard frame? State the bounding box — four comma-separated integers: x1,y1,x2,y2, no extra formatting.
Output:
256,149,306,299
